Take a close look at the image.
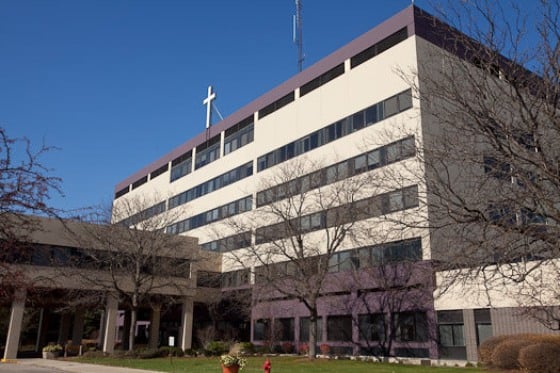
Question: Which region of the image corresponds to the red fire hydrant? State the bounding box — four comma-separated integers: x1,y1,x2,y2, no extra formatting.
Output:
262,358,271,373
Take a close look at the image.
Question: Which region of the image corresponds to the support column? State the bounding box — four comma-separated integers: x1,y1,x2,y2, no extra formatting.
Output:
179,297,194,351
463,309,478,362
71,308,85,346
57,312,72,345
148,304,161,349
34,308,44,353
2,289,26,361
102,293,118,354
37,309,51,349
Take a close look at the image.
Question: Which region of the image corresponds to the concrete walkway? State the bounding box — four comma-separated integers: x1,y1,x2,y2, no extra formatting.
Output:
1,358,164,372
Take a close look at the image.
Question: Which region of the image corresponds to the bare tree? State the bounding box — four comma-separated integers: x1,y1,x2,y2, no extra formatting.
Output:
217,157,391,358
68,196,200,351
0,127,61,299
403,0,560,325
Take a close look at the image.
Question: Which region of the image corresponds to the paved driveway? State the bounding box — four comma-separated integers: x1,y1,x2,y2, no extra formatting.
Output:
1,359,162,373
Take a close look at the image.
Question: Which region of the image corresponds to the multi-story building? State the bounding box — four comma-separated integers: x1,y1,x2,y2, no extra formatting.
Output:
113,5,559,362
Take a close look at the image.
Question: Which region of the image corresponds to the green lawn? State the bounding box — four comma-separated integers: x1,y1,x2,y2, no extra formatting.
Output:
75,356,484,373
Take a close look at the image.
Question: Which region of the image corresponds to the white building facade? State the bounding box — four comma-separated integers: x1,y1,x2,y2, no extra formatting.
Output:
113,5,559,361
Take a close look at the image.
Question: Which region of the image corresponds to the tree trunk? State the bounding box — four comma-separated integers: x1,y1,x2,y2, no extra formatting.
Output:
308,308,318,359
129,308,137,351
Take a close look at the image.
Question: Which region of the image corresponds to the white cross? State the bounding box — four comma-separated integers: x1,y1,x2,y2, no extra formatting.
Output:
203,85,216,129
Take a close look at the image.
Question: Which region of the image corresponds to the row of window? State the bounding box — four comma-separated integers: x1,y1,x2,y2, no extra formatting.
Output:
201,231,252,252
169,162,253,210
166,196,252,235
117,92,413,225
257,136,415,207
255,185,419,245
253,310,427,343
118,201,166,228
257,90,412,173
221,268,251,288
6,243,191,278
251,238,421,285
328,238,422,272
168,120,256,184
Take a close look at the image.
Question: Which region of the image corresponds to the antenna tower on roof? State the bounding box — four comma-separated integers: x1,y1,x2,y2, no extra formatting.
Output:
293,0,304,72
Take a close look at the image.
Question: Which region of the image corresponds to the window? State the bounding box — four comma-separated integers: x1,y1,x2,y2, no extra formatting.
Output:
388,190,404,212
403,186,419,208
170,151,193,182
222,269,250,288
299,317,322,342
359,314,385,341
327,315,352,342
254,319,271,341
300,63,345,97
477,324,492,345
114,186,130,199
439,324,464,347
474,309,492,345
150,163,169,180
329,250,357,272
384,96,399,117
258,92,295,119
483,156,511,181
131,175,148,190
487,204,516,226
395,311,427,342
350,27,408,68
195,135,221,169
275,318,295,341
224,116,254,155
367,150,381,169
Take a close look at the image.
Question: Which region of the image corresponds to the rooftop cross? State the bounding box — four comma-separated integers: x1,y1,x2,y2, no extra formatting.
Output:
203,85,216,129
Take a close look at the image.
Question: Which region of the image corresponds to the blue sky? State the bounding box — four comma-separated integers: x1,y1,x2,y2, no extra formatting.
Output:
1,0,446,213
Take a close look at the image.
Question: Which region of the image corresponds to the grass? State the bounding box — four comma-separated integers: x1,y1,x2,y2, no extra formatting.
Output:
75,355,484,373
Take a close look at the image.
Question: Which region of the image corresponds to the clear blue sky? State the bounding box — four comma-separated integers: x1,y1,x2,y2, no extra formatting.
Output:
0,0,504,213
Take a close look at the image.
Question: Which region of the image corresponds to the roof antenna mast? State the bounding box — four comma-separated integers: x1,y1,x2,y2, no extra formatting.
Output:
293,0,304,72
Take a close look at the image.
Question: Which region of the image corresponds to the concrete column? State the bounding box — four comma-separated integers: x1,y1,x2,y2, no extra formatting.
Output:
148,304,161,349
463,309,478,362
71,308,85,345
102,293,118,354
179,297,194,350
34,308,44,353
2,289,26,361
57,312,72,345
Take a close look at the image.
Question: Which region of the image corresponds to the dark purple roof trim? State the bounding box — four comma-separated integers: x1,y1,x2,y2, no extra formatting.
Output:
115,5,421,192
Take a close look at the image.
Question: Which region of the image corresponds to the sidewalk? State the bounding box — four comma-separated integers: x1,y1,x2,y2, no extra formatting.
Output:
3,358,164,373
